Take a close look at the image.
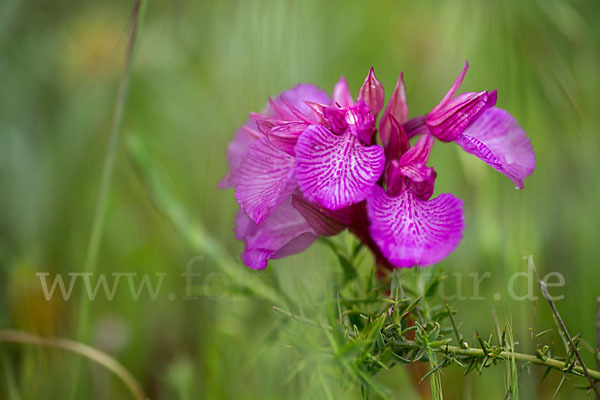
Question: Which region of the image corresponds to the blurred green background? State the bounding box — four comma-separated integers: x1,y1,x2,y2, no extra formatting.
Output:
1,0,600,398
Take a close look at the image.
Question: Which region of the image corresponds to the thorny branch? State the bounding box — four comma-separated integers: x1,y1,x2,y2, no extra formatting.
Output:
528,254,600,399
271,251,600,399
393,339,600,381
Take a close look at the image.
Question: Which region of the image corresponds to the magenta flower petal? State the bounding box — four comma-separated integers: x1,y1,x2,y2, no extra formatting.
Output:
389,162,436,196
295,125,385,210
292,194,352,236
385,134,436,199
426,61,496,142
323,102,376,143
383,115,410,162
398,133,434,166
219,124,259,189
357,67,385,117
332,76,354,108
235,198,318,270
433,61,469,111
403,115,430,139
455,107,535,188
221,84,329,189
401,164,437,200
322,106,348,134
386,160,407,198
380,72,409,147
345,101,376,144
266,121,310,155
272,232,318,259
303,101,328,125
427,90,496,142
270,83,331,119
234,137,296,224
386,162,436,201
367,186,464,268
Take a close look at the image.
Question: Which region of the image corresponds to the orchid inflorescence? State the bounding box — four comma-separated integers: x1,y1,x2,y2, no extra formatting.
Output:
220,62,536,270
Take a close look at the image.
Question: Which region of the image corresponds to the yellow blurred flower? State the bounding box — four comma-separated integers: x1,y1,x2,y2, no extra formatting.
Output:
59,9,125,83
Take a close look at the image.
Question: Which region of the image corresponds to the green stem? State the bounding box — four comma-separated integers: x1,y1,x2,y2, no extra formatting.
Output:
77,0,145,335
395,340,600,381
71,1,146,398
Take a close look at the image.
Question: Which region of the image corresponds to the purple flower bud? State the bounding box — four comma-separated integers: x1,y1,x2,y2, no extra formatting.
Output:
358,67,385,117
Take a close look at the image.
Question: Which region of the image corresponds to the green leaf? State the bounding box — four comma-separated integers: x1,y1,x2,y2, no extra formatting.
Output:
351,241,364,259
337,254,358,283
351,364,390,399
535,329,553,339
420,361,445,383
539,366,552,383
363,314,387,349
399,296,422,320
552,374,567,399
464,358,477,376
390,351,411,365
428,323,441,342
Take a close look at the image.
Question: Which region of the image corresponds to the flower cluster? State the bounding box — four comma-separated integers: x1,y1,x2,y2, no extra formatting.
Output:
220,63,535,270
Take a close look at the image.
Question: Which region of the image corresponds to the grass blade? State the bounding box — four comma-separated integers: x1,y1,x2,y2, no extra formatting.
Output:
0,330,145,400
